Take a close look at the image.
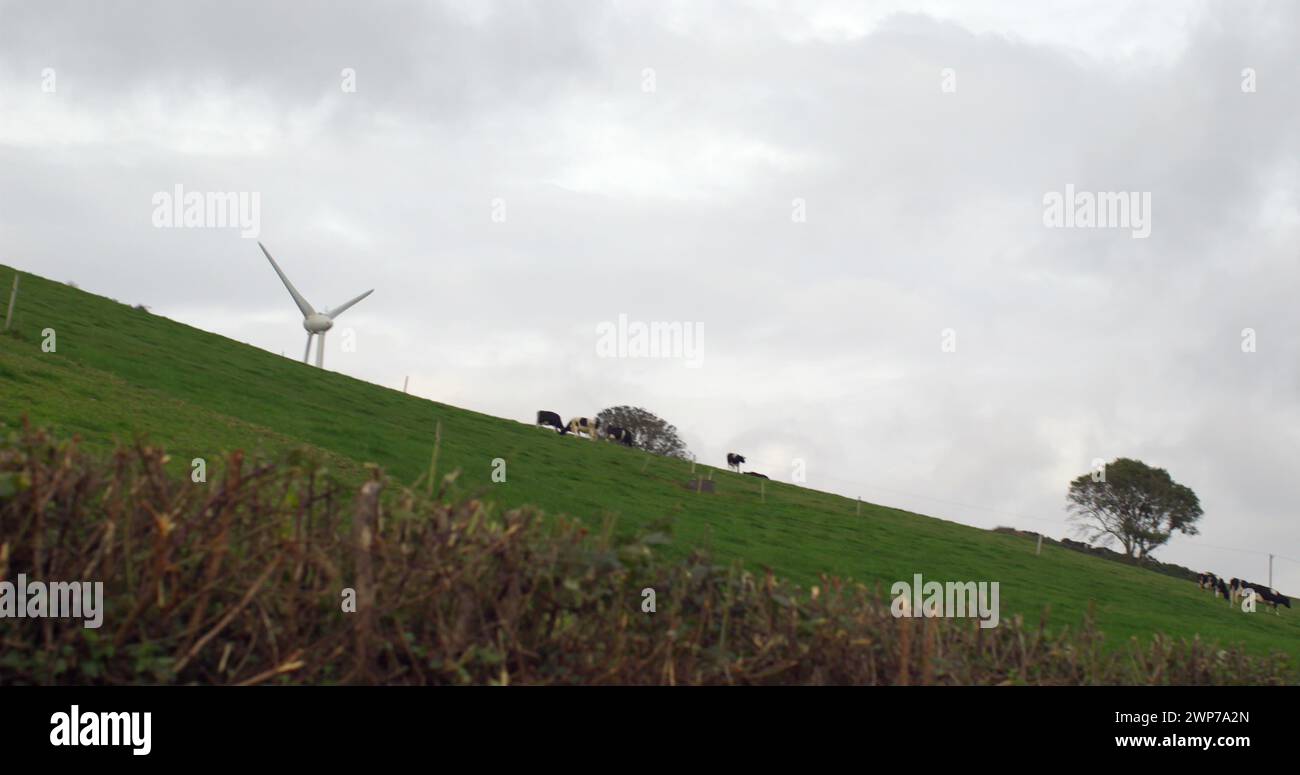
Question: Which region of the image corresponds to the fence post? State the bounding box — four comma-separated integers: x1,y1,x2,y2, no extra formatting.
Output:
427,420,442,497
350,476,381,683
3,273,18,332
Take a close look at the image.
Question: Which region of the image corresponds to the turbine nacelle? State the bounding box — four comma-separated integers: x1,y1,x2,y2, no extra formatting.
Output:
304,313,334,333
259,242,372,369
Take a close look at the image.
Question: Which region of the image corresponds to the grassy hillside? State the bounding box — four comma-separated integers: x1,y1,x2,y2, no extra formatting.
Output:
2,265,1297,663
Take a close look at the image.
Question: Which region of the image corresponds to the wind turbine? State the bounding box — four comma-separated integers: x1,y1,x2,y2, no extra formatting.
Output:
258,242,373,369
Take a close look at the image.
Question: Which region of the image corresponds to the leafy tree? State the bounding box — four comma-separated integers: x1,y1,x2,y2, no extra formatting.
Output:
596,406,691,459
1066,458,1202,559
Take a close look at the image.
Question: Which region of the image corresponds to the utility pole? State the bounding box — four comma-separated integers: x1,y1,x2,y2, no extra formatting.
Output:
1269,554,1274,589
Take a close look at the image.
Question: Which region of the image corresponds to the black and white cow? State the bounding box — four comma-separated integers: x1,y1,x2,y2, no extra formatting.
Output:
566,416,601,440
1257,588,1292,614
536,410,565,432
1229,578,1245,605
726,453,746,472
1233,579,1250,606
1198,572,1219,591
744,471,769,479
1233,579,1289,613
603,425,634,447
1214,577,1230,602
1229,578,1261,606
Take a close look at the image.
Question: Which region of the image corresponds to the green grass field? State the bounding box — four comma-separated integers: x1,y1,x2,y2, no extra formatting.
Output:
2,265,1297,664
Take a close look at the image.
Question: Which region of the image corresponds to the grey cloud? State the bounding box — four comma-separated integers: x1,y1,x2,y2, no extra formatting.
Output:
1,0,1296,591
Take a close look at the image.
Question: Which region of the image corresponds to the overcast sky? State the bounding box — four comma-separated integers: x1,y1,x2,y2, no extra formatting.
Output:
2,0,1297,590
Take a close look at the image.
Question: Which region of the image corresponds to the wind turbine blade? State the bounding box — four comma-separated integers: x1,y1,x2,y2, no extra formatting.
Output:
259,242,316,317
303,332,313,364
326,289,374,319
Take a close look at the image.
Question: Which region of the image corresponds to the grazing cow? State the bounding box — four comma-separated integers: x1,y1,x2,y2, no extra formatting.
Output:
1198,572,1218,591
1227,574,1279,611
1214,577,1230,602
1230,578,1261,606
1234,579,1285,612
1257,588,1292,614
1229,578,1245,605
603,425,634,447
566,416,601,440
744,471,769,479
536,410,565,433
726,453,746,472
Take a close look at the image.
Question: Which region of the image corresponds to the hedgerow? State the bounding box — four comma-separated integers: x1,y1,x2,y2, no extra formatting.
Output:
0,423,1292,685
